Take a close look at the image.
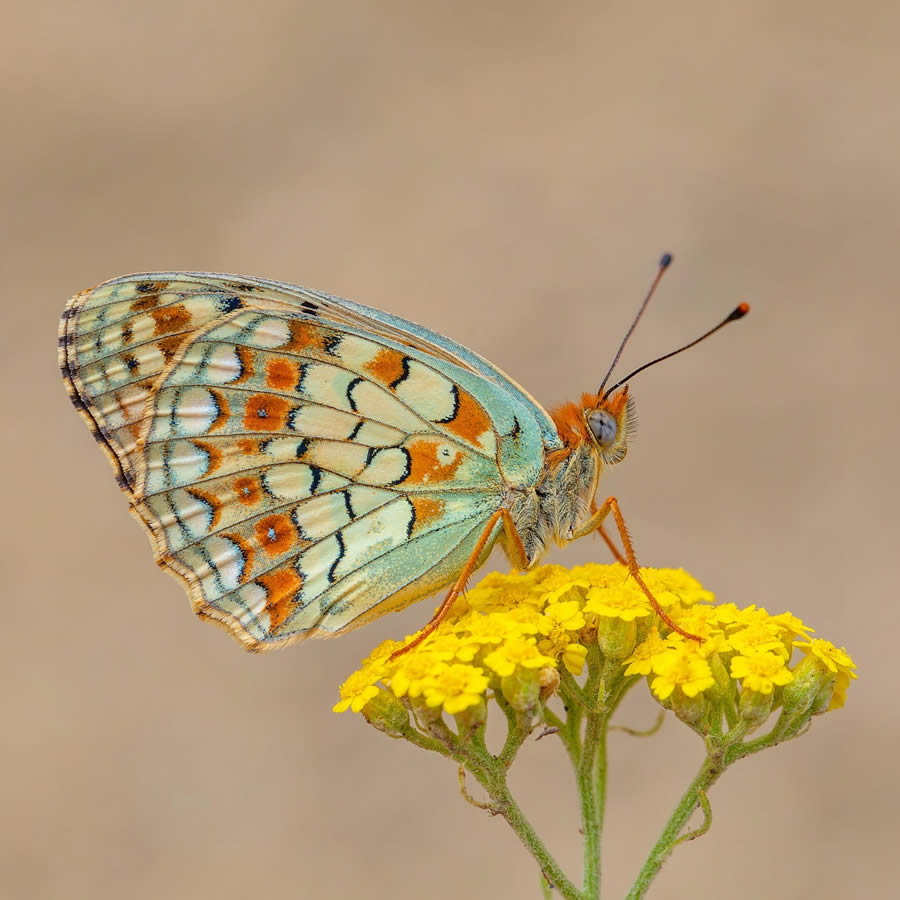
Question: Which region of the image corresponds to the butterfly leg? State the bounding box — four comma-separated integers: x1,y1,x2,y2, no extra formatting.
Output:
572,497,700,642
389,507,527,660
597,524,627,565
589,499,627,565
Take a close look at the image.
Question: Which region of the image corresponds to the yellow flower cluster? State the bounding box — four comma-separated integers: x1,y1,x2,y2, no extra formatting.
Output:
334,564,857,721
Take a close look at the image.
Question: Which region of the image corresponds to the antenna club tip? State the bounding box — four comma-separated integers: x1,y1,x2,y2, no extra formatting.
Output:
730,302,750,320
659,252,674,269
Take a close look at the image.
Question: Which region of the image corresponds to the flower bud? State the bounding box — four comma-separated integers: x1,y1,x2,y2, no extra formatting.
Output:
501,668,541,714
706,653,734,703
781,653,836,721
411,695,448,729
739,686,774,730
453,696,488,731
361,688,411,737
670,689,707,730
595,617,637,660
809,678,838,717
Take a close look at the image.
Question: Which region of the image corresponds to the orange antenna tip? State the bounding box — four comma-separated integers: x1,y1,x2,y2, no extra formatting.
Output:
602,298,751,398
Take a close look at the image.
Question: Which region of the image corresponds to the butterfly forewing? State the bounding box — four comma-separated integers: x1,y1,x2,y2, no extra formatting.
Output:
60,276,257,488
61,273,559,650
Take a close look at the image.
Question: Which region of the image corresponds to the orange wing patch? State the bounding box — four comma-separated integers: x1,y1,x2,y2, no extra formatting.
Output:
157,334,188,363
242,394,290,432
150,303,192,336
364,347,407,387
405,439,464,484
283,320,328,353
409,496,445,531
265,357,300,391
233,476,261,505
254,514,297,557
442,388,492,445
257,569,303,632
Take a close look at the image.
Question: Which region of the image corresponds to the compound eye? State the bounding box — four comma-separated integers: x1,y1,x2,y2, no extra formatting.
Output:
587,409,617,447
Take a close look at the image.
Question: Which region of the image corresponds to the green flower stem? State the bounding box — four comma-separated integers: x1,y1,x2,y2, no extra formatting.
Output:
725,716,808,765
494,688,520,735
625,749,728,900
498,715,532,767
626,716,798,900
578,709,605,899
559,667,591,710
571,654,635,898
462,743,584,900
492,778,583,900
594,713,609,871
397,723,456,758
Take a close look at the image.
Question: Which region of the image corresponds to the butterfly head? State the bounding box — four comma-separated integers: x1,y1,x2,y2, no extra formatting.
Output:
584,387,636,466
550,387,636,467
559,253,748,470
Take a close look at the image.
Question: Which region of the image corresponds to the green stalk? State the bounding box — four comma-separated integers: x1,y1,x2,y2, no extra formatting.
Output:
579,709,605,899
625,717,799,899
625,750,727,900
593,713,609,885
462,743,584,900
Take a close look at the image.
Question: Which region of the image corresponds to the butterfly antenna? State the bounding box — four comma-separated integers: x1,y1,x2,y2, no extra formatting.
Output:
601,302,750,400
597,252,673,396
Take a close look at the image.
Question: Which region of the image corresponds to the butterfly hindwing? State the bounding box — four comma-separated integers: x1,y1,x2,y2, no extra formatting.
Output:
61,273,558,649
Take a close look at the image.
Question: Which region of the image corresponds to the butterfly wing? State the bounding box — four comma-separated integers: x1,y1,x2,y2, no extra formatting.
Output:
61,274,561,650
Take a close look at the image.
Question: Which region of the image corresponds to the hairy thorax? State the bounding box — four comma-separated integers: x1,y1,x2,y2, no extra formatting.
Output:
504,443,600,566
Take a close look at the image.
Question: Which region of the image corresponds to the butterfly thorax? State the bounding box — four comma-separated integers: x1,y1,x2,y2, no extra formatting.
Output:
505,387,635,566
505,442,601,566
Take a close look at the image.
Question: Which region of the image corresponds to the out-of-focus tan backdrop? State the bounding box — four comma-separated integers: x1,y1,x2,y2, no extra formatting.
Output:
3,2,897,898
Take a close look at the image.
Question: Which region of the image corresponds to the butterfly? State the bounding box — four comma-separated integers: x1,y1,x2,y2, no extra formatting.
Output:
59,259,747,653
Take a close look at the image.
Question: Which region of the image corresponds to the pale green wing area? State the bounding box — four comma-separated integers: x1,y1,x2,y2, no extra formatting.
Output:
61,273,555,650
131,306,522,648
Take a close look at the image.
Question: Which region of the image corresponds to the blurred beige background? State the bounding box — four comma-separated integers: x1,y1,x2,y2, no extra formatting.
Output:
3,1,898,898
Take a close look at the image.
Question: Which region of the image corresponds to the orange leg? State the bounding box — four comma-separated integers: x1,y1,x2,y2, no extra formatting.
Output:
390,508,528,660
597,523,626,565
589,498,626,565
573,497,700,642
